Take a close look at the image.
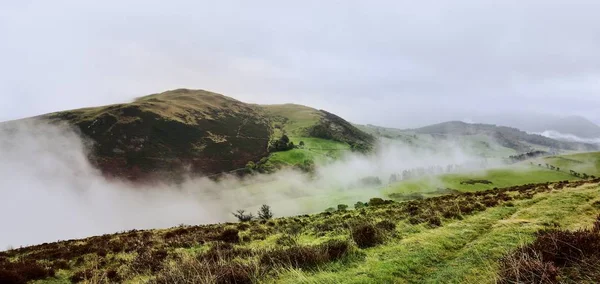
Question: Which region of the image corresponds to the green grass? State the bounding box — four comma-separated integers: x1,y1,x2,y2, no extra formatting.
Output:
541,151,600,176
384,167,580,197
268,137,351,166
260,104,322,137
271,184,600,283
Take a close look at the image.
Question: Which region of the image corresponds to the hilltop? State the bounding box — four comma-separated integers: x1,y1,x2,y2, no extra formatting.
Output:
4,89,373,181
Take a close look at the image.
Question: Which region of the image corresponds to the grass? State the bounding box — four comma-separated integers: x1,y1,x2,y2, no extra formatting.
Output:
541,151,600,176
268,137,351,166
259,104,322,137
384,167,580,197
272,183,600,283
4,178,598,284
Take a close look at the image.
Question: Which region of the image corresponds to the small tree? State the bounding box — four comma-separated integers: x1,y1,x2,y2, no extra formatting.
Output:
354,201,367,209
232,210,254,222
257,204,273,220
337,204,348,211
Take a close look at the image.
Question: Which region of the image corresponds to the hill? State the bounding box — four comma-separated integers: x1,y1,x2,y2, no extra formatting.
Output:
411,121,599,153
1,177,598,283
3,89,373,181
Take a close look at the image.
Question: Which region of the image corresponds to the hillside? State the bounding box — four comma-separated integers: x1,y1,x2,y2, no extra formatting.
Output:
3,89,373,181
1,177,598,283
411,121,599,153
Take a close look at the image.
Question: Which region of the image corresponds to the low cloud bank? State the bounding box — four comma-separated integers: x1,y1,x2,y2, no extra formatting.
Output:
0,121,486,249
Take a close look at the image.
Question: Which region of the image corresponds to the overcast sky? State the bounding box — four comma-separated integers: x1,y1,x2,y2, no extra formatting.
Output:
1,0,599,128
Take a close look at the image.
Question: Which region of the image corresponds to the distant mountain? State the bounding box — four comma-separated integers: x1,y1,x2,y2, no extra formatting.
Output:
411,121,599,152
472,113,600,140
2,89,373,181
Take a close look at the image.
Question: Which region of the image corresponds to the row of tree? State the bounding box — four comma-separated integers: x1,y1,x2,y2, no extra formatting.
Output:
535,162,597,180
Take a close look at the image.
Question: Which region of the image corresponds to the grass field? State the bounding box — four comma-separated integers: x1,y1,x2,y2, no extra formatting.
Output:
268,137,351,166
272,183,600,283
541,151,600,176
384,167,580,197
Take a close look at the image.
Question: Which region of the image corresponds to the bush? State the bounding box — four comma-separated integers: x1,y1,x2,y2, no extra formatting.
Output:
0,261,53,284
354,201,367,209
368,198,386,206
337,204,348,211
232,210,254,222
350,222,385,248
257,205,273,220
320,239,351,260
498,216,600,283
151,257,255,284
218,228,240,243
376,220,396,232
275,235,298,247
260,239,350,269
260,246,327,269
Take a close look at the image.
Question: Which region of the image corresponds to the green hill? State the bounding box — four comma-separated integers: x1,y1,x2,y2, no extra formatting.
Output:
5,89,373,181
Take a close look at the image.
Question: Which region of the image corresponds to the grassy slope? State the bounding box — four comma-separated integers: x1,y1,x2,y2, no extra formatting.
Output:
259,104,355,166
541,151,600,176
14,180,599,284
384,167,580,196
273,183,600,283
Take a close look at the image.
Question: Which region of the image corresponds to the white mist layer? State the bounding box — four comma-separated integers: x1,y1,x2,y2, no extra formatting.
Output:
536,130,600,144
0,121,485,249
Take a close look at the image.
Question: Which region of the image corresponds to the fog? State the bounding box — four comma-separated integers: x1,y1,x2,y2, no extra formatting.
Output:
537,130,600,145
0,121,491,249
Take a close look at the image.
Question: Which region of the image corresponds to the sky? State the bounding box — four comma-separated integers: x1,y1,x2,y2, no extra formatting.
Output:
1,0,600,128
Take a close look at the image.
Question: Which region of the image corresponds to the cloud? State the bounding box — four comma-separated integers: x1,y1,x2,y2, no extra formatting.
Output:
1,1,600,127
536,130,600,144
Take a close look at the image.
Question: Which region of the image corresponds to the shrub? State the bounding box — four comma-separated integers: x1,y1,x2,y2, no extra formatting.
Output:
260,246,326,269
337,204,348,211
325,207,336,213
257,205,273,220
368,198,386,206
0,261,53,284
350,222,385,248
320,239,351,260
354,201,367,209
427,216,442,228
498,216,600,283
133,249,169,273
376,220,396,232
199,242,252,262
218,228,240,243
275,235,298,247
151,257,255,284
232,210,254,222
498,250,559,284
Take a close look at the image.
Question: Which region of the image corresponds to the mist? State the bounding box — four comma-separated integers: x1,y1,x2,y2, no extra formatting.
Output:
0,120,493,249
537,130,600,145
